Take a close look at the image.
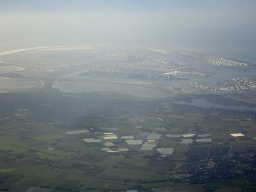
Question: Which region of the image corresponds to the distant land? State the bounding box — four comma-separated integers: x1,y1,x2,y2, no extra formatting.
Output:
0,45,255,191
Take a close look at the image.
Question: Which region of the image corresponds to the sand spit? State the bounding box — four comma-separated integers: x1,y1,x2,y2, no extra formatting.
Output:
0,45,123,57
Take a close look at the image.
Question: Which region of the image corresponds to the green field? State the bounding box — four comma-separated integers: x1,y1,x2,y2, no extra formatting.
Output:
0,89,255,191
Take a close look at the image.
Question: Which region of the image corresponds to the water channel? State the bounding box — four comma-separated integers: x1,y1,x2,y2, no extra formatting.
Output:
175,98,256,112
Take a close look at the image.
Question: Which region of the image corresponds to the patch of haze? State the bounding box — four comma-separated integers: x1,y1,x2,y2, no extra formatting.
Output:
0,1,255,56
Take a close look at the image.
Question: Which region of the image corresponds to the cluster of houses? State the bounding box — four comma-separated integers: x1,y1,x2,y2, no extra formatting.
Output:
207,57,248,67
190,80,256,94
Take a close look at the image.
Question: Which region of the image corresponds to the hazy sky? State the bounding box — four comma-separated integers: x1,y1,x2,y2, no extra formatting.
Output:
1,0,255,54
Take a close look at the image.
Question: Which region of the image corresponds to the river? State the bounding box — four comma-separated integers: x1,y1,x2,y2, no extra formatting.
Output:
175,98,256,112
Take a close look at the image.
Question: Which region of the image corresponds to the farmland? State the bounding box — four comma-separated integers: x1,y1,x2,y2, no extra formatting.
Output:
0,46,256,191
0,88,255,192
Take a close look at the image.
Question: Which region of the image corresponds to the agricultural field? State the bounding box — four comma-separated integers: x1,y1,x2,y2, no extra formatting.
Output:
0,87,255,192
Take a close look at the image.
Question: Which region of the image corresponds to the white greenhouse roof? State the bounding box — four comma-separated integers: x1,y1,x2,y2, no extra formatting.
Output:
66,130,89,135
83,138,101,143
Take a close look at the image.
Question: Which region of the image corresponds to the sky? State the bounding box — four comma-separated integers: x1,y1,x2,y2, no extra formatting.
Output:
0,0,256,55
